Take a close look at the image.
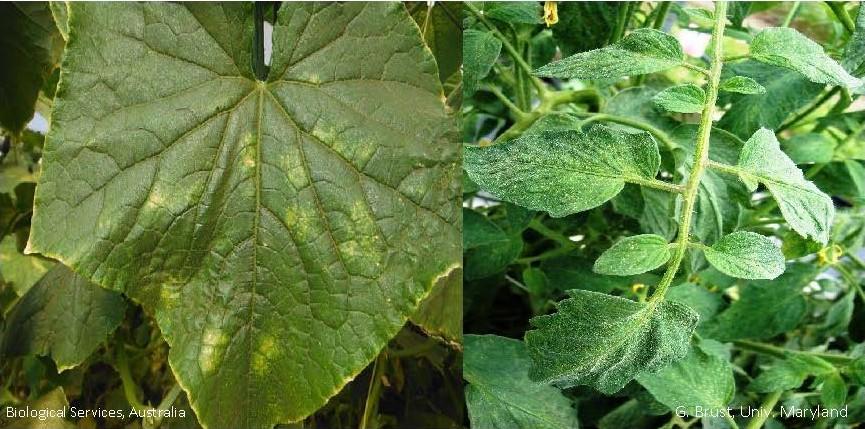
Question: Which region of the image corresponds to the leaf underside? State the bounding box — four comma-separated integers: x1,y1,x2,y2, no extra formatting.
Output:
27,3,460,428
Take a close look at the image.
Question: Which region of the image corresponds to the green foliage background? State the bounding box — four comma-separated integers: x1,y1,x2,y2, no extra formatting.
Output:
463,1,865,428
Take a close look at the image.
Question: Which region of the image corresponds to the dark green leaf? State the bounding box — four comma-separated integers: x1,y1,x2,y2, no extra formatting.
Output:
737,128,835,244
0,3,64,133
534,29,684,80
464,208,523,280
821,371,847,408
482,2,543,25
541,255,661,294
750,354,834,392
637,340,735,416
552,2,623,56
464,335,578,429
0,388,76,429
653,84,706,114
718,61,823,139
703,231,785,280
0,265,126,370
726,2,752,28
782,133,836,164
750,27,862,88
593,234,671,276
464,125,661,217
666,283,724,327
27,4,460,427
464,29,502,96
702,263,816,341
526,289,698,394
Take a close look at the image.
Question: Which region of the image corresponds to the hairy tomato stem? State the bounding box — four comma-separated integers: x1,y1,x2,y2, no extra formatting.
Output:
649,1,728,302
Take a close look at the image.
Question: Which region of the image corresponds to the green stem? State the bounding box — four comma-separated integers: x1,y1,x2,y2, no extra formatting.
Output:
652,2,672,29
529,219,575,247
782,2,801,27
360,352,387,429
494,89,602,142
827,2,856,34
649,1,728,302
733,340,856,365
722,53,750,62
706,160,741,176
836,264,865,303
745,391,783,429
115,347,149,414
777,87,841,133
484,85,527,118
681,62,711,76
725,412,741,429
465,3,546,95
574,112,677,151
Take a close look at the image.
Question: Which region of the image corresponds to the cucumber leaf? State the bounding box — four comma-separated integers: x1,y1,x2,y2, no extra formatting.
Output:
26,4,460,428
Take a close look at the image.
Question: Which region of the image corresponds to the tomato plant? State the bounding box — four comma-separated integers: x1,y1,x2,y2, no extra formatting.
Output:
463,1,865,428
1,2,463,429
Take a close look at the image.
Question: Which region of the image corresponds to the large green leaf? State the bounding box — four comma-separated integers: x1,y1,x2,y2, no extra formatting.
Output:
464,125,661,217
534,29,684,80
463,29,502,96
464,335,578,429
750,27,862,89
0,3,64,134
703,231,785,280
525,289,698,394
593,234,671,276
736,128,835,244
411,266,462,343
27,4,460,428
637,340,735,416
702,263,816,341
0,265,126,370
717,61,823,139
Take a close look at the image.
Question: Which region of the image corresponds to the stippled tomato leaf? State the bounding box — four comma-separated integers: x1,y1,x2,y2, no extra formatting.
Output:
464,125,661,217
703,231,785,280
534,29,684,80
525,289,698,394
593,234,671,276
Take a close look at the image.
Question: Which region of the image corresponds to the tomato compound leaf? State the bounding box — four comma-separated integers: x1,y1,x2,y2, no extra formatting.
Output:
534,29,684,80
593,234,671,276
464,125,661,217
750,27,863,89
26,3,460,428
525,289,698,394
736,128,835,244
703,231,785,280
